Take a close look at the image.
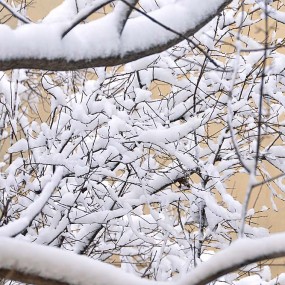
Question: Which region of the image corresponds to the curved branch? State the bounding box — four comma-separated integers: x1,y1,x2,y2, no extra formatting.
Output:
178,233,285,285
1,233,285,285
115,0,139,35
0,237,157,285
0,0,232,71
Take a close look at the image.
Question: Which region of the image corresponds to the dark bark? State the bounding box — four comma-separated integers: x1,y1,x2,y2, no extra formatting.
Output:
0,0,232,71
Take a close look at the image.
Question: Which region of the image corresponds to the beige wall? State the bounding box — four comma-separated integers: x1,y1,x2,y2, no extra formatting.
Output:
29,1,62,21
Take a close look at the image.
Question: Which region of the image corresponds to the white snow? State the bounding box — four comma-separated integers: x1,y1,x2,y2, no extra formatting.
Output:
177,233,285,285
0,237,163,285
8,138,28,153
0,0,230,64
0,167,64,237
1,233,285,285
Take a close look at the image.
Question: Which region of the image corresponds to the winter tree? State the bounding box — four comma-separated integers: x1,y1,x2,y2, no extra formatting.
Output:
1,0,285,284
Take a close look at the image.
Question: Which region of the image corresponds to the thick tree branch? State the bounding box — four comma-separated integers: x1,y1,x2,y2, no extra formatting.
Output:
2,233,285,285
0,0,232,71
0,237,157,285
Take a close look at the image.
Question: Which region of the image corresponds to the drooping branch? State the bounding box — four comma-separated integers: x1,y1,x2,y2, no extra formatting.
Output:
0,0,232,71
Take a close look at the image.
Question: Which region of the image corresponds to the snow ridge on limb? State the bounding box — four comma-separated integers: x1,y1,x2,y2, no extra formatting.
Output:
0,0,232,71
0,237,163,285
1,233,285,285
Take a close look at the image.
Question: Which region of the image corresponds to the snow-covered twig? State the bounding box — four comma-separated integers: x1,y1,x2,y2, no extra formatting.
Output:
0,0,31,24
61,0,113,38
178,232,285,285
0,167,64,237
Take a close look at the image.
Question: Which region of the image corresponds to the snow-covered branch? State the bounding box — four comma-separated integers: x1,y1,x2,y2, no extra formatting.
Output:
0,0,231,71
179,233,285,285
0,167,64,237
2,1,285,284
2,233,285,285
0,237,159,285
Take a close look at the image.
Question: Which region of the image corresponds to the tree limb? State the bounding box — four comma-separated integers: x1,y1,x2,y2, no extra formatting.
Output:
0,0,232,71
0,237,161,285
2,233,285,285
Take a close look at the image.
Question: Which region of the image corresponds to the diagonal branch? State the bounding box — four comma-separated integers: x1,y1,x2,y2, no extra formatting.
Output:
0,167,63,237
0,0,31,24
62,0,114,38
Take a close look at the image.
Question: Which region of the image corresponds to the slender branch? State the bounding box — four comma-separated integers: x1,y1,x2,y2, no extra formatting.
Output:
252,172,285,188
178,232,285,285
240,2,269,237
0,0,31,24
62,0,114,38
239,172,255,237
255,3,268,173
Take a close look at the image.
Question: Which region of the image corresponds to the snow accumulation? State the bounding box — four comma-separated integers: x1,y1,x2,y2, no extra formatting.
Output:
0,237,162,285
2,1,285,285
1,233,285,285
0,167,64,237
0,0,229,62
178,233,285,285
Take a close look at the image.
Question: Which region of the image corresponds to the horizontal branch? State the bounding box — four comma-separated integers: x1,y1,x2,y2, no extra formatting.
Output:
0,0,231,71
